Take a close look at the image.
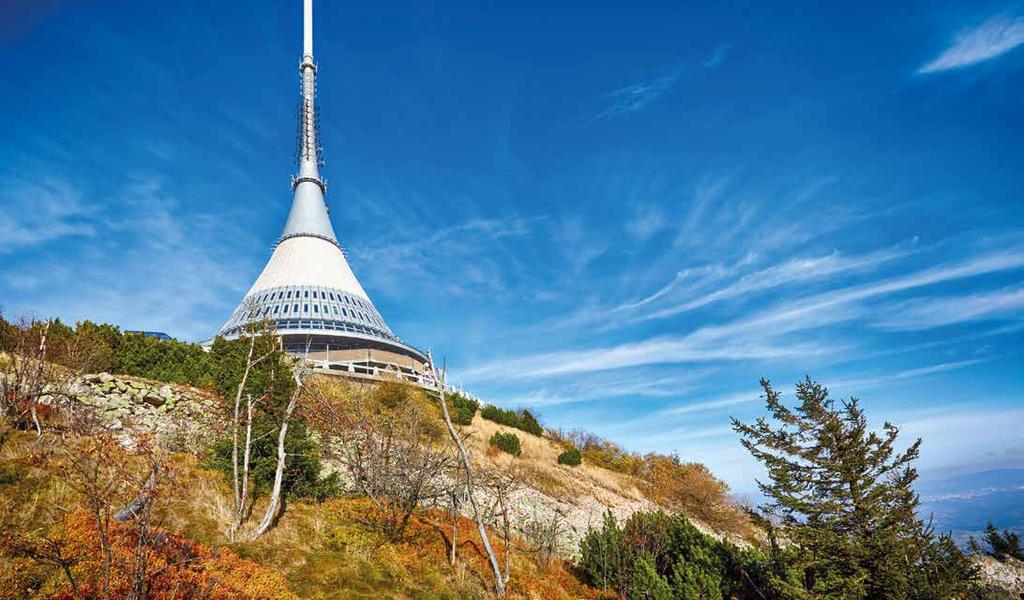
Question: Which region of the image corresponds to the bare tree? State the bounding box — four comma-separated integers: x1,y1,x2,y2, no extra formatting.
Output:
429,353,506,597
518,504,569,567
446,471,466,565
45,428,171,600
480,467,521,585
0,317,98,442
313,378,455,541
250,366,304,539
227,316,277,540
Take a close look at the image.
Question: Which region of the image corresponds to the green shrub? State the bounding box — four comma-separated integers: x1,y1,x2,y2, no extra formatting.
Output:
117,332,214,387
557,448,582,466
579,510,772,600
489,431,522,456
447,391,479,425
480,405,544,436
208,422,339,502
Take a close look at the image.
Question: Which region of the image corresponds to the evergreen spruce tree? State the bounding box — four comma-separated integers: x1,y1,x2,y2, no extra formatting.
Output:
733,377,978,599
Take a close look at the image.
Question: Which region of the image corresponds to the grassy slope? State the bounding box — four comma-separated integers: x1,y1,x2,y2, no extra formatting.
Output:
1,432,604,599
0,371,736,598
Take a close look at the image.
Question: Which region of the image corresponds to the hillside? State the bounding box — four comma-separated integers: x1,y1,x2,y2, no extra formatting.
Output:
1,366,755,599
1,318,1015,599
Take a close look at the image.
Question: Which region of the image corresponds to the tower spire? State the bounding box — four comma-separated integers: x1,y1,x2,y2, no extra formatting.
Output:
304,0,313,57
280,0,336,245
298,0,320,178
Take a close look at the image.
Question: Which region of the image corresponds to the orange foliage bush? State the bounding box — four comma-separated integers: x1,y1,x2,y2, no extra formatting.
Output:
6,512,296,599
312,498,605,599
550,428,749,535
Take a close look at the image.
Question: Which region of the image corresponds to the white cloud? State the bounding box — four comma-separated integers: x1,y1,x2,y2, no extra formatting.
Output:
0,177,96,252
874,286,1024,330
594,68,681,119
827,358,987,393
625,204,669,240
703,45,729,69
636,244,915,324
461,248,1024,382
919,14,1024,74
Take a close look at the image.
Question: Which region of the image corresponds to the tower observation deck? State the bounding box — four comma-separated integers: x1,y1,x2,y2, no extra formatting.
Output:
213,0,430,383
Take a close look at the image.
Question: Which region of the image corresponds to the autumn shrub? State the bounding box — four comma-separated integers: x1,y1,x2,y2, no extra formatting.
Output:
557,448,582,466
489,431,522,456
550,428,747,534
2,512,297,599
635,453,748,534
480,405,544,436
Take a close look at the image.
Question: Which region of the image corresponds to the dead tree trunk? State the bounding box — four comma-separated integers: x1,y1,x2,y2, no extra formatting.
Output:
449,481,462,565
114,467,159,523
250,368,302,539
231,332,258,520
231,393,256,539
429,353,505,596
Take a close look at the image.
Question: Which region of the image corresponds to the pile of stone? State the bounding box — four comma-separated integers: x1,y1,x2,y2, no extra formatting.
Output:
73,372,224,450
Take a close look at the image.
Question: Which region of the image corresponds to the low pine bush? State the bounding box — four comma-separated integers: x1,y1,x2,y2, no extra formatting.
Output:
448,391,479,426
489,431,522,456
557,448,582,466
480,405,544,436
579,510,772,599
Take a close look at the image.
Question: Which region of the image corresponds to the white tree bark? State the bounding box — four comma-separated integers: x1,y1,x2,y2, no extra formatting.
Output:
231,332,258,519
429,352,505,596
250,368,302,539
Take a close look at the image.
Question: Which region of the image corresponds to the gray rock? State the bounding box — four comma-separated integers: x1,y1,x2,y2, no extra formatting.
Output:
142,394,165,408
98,372,114,383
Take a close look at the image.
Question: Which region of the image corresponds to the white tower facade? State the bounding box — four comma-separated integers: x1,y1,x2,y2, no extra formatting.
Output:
215,0,428,378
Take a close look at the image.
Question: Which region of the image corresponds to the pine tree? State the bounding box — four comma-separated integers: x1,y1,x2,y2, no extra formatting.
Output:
733,377,978,599
628,554,673,600
982,522,1024,561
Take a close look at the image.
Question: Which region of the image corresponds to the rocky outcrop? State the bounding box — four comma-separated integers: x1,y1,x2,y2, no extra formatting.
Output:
975,555,1024,598
67,372,224,451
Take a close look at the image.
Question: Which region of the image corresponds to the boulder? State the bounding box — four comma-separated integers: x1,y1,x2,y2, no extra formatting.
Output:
98,372,114,383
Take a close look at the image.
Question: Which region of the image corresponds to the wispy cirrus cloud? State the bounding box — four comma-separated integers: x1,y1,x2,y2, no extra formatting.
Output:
874,286,1024,330
0,177,96,252
703,45,729,69
827,358,988,392
632,244,916,325
533,242,914,335
354,216,539,297
918,14,1024,74
594,67,682,119
463,247,1024,382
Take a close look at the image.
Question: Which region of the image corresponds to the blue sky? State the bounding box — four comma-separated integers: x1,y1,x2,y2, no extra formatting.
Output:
2,0,1023,494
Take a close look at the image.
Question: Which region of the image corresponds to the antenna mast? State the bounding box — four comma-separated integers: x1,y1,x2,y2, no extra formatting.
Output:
295,0,322,181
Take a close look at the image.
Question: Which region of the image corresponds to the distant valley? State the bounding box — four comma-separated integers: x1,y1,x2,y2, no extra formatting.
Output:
918,468,1024,546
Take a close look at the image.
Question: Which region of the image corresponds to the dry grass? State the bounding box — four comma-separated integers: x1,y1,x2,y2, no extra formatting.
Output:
1,427,602,599
461,417,647,507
